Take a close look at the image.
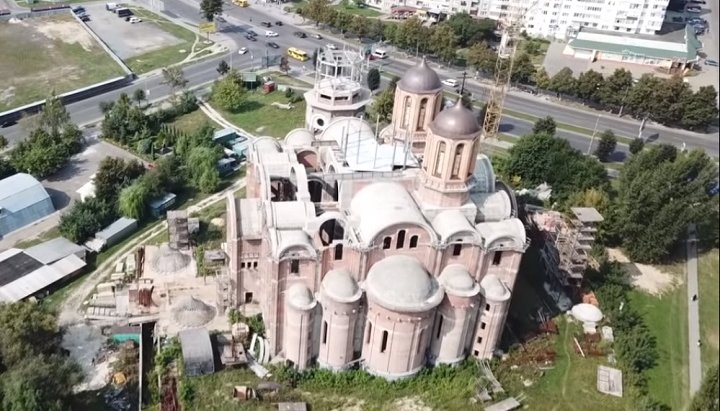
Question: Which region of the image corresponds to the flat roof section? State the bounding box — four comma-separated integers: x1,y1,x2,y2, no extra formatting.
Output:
571,207,604,223
0,250,43,287
569,26,700,61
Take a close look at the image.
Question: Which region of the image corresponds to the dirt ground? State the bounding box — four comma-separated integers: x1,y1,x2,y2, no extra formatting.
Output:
0,13,125,111
607,248,678,294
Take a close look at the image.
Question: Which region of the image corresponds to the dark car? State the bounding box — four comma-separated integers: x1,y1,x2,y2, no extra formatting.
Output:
294,31,307,38
246,34,257,41
275,21,283,26
72,6,85,14
266,41,280,49
247,29,257,36
261,21,272,27
80,14,90,21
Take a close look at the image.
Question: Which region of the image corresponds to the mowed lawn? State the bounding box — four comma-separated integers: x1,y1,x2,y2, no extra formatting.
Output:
216,91,306,138
697,249,719,371
164,108,215,134
0,14,125,111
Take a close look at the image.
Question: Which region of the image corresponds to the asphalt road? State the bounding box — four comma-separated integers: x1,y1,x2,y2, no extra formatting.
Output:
2,0,717,161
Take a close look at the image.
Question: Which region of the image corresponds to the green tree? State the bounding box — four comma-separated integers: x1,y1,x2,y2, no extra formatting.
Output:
132,88,146,106
303,0,330,25
597,68,633,109
395,17,424,50
629,137,645,155
368,18,385,40
510,52,535,84
216,59,230,76
610,146,718,262
0,354,81,411
460,93,473,110
38,91,71,137
59,198,116,243
594,129,617,162
532,116,556,135
161,66,189,93
94,157,146,203
199,0,223,21
445,12,494,47
575,69,604,102
504,133,609,203
625,73,662,119
211,70,246,112
649,75,692,126
367,68,381,91
0,302,64,367
681,85,719,131
9,129,68,178
350,15,370,38
367,87,395,123
429,23,458,63
118,181,150,220
187,146,222,193
466,41,496,75
0,134,8,150
0,158,15,179
383,22,398,43
548,67,576,96
535,67,551,90
689,363,719,411
615,324,658,373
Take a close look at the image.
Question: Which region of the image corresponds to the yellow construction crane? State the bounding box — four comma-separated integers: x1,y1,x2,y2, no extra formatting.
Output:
481,2,538,141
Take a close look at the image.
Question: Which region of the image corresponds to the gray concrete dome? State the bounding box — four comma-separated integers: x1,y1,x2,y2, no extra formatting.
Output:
321,269,362,303
365,255,444,312
430,100,481,140
397,58,442,93
287,283,317,310
439,265,480,297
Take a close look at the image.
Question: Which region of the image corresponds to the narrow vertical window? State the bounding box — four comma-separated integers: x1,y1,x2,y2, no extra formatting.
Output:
380,330,389,353
481,322,487,330
382,237,392,249
433,142,446,177
436,316,444,339
485,303,491,311
334,244,343,260
453,244,462,256
416,98,428,131
322,321,328,344
396,230,406,249
366,322,373,343
401,96,412,129
290,259,299,274
417,329,425,354
409,235,419,248
492,251,502,266
451,144,464,179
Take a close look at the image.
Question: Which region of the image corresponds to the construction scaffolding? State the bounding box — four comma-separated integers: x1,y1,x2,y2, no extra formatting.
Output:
532,207,604,289
167,210,190,250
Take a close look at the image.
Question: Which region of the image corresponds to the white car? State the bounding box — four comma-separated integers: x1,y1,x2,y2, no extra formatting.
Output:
238,47,248,55
687,6,702,12
441,78,459,88
265,30,278,37
129,16,142,23
327,43,337,50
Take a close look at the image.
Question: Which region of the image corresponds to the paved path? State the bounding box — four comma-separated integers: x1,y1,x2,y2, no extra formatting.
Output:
687,224,702,395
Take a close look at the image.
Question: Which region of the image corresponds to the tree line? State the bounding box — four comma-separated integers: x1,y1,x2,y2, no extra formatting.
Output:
497,118,718,264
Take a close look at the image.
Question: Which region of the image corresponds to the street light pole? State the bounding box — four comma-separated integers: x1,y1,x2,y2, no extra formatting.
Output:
460,71,468,96
587,114,601,155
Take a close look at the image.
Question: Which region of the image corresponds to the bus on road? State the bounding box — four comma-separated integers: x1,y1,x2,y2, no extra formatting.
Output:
287,47,309,62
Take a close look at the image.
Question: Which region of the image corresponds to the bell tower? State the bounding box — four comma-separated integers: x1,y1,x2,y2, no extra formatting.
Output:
416,100,481,208
381,58,443,153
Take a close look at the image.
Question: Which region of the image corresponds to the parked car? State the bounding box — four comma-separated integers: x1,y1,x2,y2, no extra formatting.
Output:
265,30,278,37
687,6,702,13
312,33,323,39
247,29,257,36
266,41,280,49
238,47,248,55
129,16,142,23
274,21,283,26
327,43,337,50
441,78,459,87
705,59,719,67
246,34,257,41
261,21,272,27
79,14,90,21
72,6,85,14
294,31,307,38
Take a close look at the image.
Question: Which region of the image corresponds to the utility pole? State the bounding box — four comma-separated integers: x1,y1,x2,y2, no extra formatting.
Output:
587,114,601,155
460,71,468,96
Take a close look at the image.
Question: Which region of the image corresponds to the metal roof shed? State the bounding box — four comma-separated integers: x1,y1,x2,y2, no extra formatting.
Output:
179,328,216,377
86,218,138,252
213,128,238,145
0,173,55,236
149,193,177,218
24,237,86,264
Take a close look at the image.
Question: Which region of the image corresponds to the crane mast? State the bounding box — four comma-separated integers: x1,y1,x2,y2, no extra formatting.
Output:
481,2,537,141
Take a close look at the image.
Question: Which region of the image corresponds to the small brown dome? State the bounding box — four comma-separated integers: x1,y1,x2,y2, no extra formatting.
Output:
397,58,442,93
429,99,480,139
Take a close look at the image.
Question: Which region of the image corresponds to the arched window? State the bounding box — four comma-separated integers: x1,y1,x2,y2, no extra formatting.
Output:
451,144,464,179
416,98,428,131
382,237,392,249
381,330,389,353
401,96,412,129
409,235,419,248
396,230,406,249
433,142,446,177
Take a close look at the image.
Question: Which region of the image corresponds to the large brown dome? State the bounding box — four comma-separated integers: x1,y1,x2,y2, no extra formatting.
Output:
429,99,481,139
397,58,442,93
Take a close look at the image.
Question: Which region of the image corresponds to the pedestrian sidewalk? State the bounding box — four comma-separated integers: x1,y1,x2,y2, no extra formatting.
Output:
686,224,702,395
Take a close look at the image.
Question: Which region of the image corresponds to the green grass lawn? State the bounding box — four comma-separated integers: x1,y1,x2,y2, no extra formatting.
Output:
165,108,215,134
516,38,550,66
697,249,719,371
333,0,382,17
266,71,313,88
13,226,61,249
125,8,201,74
216,91,306,138
0,14,126,111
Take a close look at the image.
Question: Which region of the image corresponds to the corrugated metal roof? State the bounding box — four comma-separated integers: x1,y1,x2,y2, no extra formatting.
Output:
179,327,215,376
0,253,86,303
149,193,177,209
97,217,138,240
0,173,52,213
24,237,86,265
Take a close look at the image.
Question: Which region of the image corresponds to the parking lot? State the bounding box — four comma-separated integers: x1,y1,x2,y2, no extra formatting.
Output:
83,3,182,59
